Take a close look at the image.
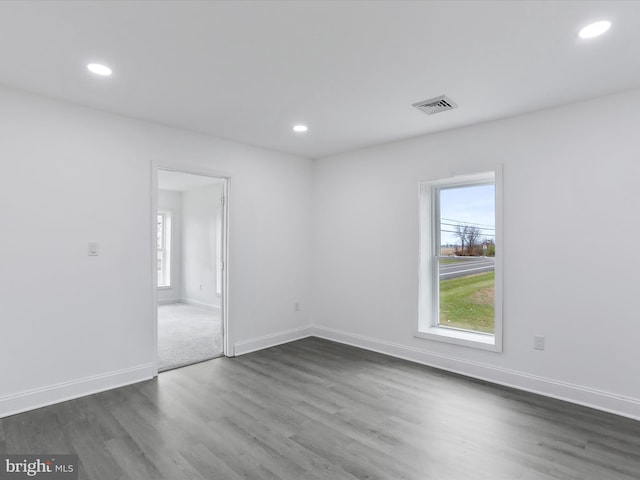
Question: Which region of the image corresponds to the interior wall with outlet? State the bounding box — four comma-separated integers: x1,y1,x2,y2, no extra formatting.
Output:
158,189,183,304
311,88,640,417
3,77,639,420
182,183,223,310
0,85,313,417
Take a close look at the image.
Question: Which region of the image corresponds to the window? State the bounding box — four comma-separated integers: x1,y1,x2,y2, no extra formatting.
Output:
215,205,223,296
418,168,502,352
157,211,172,288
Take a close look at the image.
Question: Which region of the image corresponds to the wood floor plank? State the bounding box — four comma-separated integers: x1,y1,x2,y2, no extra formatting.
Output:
1,337,639,480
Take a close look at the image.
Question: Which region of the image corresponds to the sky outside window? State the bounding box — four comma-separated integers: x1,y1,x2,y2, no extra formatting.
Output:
440,184,495,247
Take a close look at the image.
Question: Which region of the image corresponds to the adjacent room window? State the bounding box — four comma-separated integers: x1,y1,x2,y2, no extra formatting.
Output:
157,211,172,287
215,205,223,296
417,168,502,352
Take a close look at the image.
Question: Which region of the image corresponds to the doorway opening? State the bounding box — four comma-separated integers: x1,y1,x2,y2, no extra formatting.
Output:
155,168,228,372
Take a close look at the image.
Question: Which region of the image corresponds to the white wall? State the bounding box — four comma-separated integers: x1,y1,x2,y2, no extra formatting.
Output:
0,85,312,417
311,89,640,419
4,80,639,420
182,183,223,309
157,189,183,304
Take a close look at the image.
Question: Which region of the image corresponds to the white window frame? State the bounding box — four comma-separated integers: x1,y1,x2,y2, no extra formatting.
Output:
157,210,172,288
215,205,223,297
416,167,503,352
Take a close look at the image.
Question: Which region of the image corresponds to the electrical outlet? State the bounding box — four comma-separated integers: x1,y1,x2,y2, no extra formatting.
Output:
88,242,99,256
294,302,300,312
534,335,545,351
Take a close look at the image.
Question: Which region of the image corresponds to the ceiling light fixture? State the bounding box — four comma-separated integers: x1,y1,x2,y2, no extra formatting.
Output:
87,63,112,76
578,21,611,39
293,125,308,133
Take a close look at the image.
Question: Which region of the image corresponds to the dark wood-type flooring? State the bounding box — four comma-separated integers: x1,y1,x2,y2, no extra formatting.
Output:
1,337,639,479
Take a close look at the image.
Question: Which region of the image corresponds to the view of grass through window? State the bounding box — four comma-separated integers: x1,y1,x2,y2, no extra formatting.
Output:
438,183,495,334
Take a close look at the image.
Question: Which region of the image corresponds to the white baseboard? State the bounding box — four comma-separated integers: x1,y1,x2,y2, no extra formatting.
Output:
158,298,181,305
181,298,221,312
310,325,640,421
0,364,154,419
9,327,636,421
233,326,313,356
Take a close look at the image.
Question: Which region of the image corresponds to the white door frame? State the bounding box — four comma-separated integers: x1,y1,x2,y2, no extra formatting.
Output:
151,161,231,375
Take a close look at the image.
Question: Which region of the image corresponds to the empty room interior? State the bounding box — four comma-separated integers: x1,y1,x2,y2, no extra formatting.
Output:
1,1,640,479
157,169,226,372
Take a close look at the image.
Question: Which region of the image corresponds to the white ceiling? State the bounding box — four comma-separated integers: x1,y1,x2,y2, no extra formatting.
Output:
158,169,224,192
0,1,639,159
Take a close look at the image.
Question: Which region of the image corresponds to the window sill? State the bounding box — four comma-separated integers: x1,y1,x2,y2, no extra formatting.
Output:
158,285,172,290
415,327,502,352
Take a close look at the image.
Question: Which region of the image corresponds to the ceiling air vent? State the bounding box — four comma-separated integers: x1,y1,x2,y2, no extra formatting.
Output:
412,95,457,115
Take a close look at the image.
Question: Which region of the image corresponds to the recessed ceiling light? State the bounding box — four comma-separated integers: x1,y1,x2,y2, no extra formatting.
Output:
579,21,611,39
293,125,308,133
87,63,112,76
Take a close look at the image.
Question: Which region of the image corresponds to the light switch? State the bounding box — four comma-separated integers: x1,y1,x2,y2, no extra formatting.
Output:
88,242,99,256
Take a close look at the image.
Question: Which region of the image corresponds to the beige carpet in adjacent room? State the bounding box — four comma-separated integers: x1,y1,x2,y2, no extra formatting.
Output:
158,303,222,371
